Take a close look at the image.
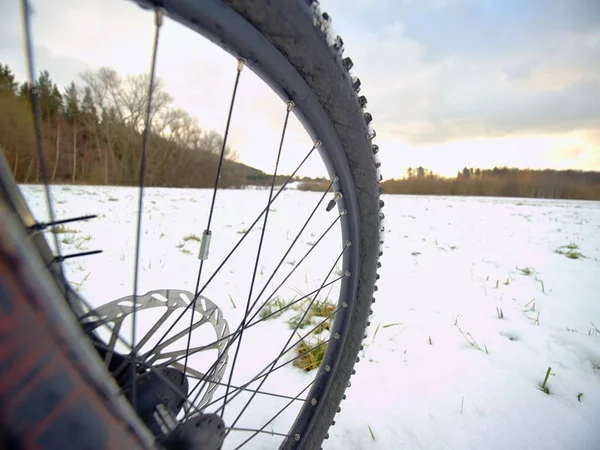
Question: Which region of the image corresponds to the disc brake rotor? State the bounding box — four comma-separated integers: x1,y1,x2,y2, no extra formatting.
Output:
80,289,229,410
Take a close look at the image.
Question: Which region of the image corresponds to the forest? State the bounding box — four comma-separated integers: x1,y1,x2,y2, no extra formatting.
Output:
2,62,599,200
0,62,284,188
381,166,600,200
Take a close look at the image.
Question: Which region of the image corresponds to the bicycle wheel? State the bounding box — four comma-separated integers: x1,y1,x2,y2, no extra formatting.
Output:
0,0,384,448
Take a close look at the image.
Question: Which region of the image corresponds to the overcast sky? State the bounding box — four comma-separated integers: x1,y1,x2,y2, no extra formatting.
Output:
1,0,599,178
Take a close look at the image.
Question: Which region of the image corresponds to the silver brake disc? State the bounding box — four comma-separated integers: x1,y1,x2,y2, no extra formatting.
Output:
80,289,229,412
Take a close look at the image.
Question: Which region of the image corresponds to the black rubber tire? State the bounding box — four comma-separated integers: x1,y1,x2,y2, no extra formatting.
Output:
202,1,383,448
0,0,383,448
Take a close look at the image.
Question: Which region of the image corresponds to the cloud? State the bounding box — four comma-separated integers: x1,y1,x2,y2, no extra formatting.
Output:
322,0,600,148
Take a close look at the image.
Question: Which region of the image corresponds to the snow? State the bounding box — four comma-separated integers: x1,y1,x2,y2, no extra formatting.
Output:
19,185,600,449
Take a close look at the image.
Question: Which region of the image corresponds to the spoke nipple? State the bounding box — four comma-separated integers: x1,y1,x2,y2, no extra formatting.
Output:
345,271,351,277
237,58,245,72
345,240,352,247
325,364,331,372
155,8,164,27
334,333,340,340
314,139,322,148
342,302,348,308
333,176,339,182
198,230,212,260
295,433,301,441
287,101,295,111
311,398,317,406
340,209,347,216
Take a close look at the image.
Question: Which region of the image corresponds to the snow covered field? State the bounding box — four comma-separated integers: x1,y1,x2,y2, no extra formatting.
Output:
20,185,600,449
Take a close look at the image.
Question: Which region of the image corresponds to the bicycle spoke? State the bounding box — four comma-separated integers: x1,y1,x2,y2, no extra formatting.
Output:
51,249,103,263
183,59,245,377
29,214,97,233
223,101,293,418
104,319,123,367
228,427,290,439
181,370,306,403
131,8,163,410
247,213,342,325
19,0,67,285
201,334,333,413
233,377,318,449
211,306,339,412
225,246,345,432
239,179,334,323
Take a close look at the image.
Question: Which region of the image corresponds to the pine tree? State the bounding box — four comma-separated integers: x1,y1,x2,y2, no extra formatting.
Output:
63,82,79,124
18,81,31,99
0,63,17,95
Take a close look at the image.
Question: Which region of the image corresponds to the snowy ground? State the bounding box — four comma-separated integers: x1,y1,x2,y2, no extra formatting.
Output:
20,185,600,449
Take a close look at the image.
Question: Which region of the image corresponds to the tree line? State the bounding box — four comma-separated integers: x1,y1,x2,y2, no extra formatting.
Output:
381,166,600,200
0,62,277,188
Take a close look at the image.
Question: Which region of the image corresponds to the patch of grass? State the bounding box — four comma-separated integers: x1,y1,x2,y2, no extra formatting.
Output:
371,322,381,343
566,251,583,259
368,425,376,441
70,272,91,291
428,335,433,345
310,299,336,318
51,225,79,234
495,279,499,289
535,277,546,293
577,392,584,402
388,324,409,341
108,196,119,202
504,277,510,285
293,338,327,372
259,297,289,320
450,245,457,250
176,242,185,249
496,307,505,319
454,316,489,354
237,228,248,235
312,321,331,335
179,248,192,255
383,322,403,329
286,313,313,330
229,295,237,309
555,243,584,260
524,299,536,312
183,233,201,242
411,251,421,257
540,367,552,394
517,266,534,276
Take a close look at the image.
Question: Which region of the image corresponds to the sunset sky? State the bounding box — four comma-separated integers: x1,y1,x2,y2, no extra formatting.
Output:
1,0,599,179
